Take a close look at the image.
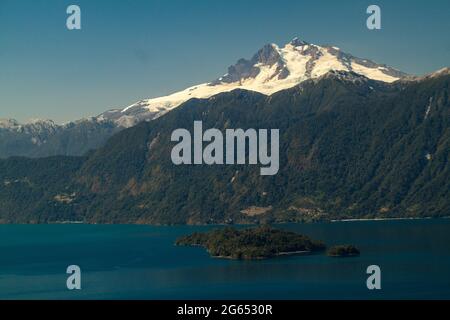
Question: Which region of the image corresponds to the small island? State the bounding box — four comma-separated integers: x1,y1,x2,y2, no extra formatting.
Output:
326,245,360,257
175,226,326,260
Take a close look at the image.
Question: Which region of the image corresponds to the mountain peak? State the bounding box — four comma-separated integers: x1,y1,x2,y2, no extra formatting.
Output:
401,66,450,83
0,118,20,129
318,70,371,83
252,43,282,66
290,37,309,47
27,119,56,126
429,67,450,78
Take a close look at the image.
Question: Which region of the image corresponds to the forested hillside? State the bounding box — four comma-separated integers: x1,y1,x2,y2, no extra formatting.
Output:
0,71,448,224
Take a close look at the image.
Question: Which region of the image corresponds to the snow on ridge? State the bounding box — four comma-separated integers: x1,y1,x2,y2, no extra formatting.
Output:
105,38,408,124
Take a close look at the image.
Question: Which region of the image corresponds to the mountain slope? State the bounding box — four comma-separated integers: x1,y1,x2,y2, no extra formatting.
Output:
0,70,448,224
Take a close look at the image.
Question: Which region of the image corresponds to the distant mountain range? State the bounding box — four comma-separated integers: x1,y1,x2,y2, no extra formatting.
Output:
1,68,448,224
1,38,412,158
0,118,121,158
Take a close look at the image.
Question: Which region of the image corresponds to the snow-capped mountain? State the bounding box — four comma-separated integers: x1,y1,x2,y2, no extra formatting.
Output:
0,119,57,134
100,37,408,126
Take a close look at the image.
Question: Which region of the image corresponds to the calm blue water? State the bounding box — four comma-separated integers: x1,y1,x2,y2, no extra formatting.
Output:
1,219,449,299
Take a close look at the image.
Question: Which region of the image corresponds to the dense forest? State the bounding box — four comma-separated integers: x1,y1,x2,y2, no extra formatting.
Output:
175,226,326,259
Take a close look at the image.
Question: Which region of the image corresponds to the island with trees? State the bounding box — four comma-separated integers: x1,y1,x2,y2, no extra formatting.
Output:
175,226,327,260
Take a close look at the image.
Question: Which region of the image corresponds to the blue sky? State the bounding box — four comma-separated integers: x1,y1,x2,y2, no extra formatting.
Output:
1,0,449,123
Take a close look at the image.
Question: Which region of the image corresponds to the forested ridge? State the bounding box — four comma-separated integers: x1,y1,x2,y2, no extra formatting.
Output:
0,71,448,224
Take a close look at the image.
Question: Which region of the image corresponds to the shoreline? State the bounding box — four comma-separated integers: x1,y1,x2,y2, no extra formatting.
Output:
330,216,448,223
276,250,311,256
212,250,312,260
1,216,448,226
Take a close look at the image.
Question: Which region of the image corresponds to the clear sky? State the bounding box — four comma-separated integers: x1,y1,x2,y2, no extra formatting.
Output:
1,0,449,123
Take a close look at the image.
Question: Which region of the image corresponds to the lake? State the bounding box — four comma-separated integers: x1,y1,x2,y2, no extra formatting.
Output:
1,219,449,299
